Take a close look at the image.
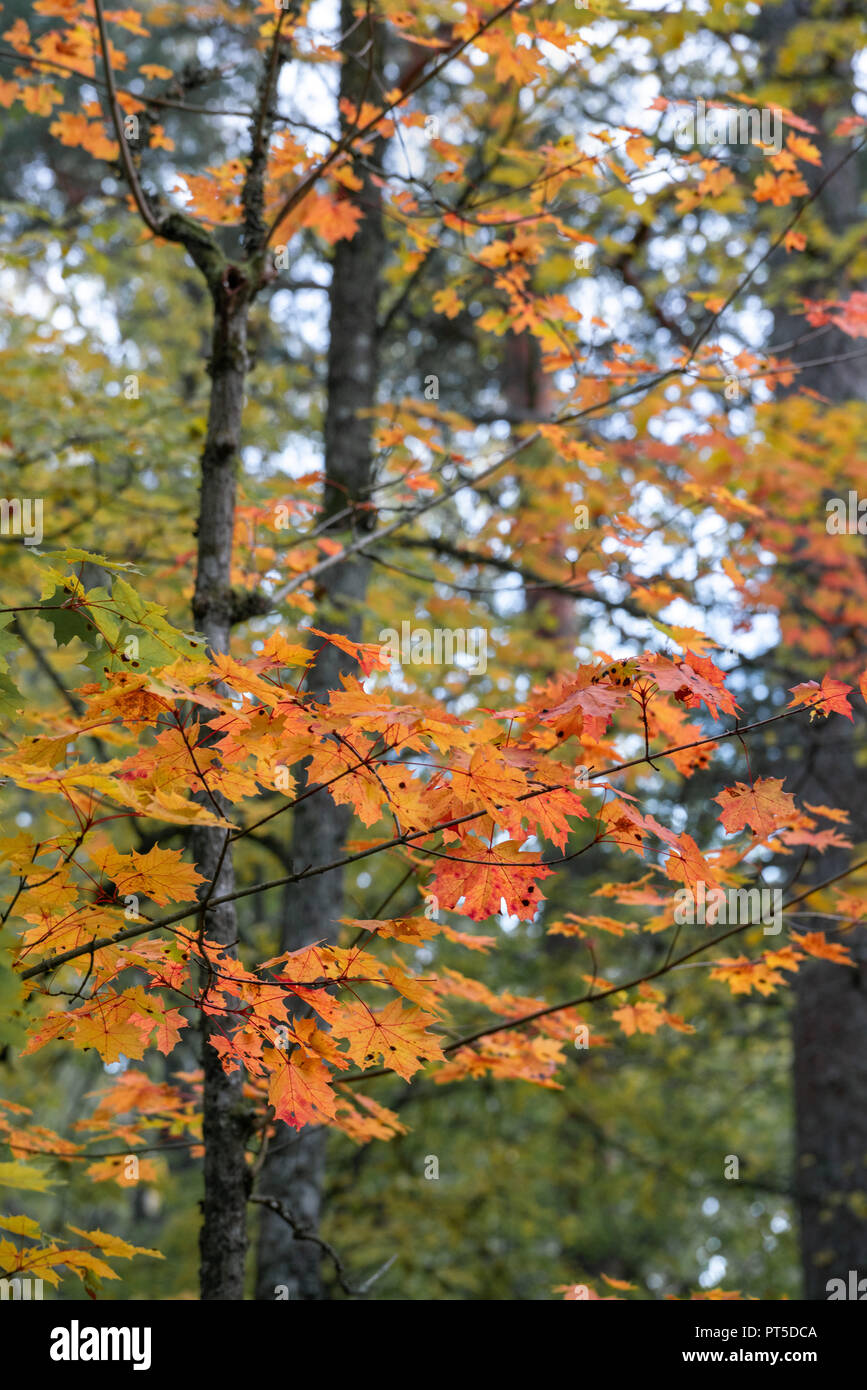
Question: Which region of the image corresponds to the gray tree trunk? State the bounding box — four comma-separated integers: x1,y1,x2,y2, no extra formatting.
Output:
193,277,253,1300
181,18,288,1297
254,0,385,1301
756,0,867,1297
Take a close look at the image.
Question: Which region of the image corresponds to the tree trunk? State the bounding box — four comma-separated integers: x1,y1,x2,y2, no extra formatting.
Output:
756,0,867,1297
254,0,385,1301
193,274,253,1300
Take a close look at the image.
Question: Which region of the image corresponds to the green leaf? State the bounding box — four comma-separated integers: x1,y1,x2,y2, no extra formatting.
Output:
38,586,99,650
0,937,27,1050
0,673,23,717
36,548,141,574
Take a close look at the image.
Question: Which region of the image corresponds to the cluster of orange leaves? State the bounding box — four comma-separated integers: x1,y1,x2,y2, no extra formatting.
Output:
1,578,861,1160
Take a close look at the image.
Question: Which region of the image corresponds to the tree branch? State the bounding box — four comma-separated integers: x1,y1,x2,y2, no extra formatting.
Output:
249,1194,394,1296
340,852,867,1083
92,0,160,234
16,701,823,981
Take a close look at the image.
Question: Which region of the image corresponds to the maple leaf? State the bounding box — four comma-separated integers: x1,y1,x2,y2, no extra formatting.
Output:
754,169,809,204
91,844,205,906
307,628,390,676
301,193,364,245
0,1162,56,1192
815,292,867,339
0,1213,41,1239
434,1033,566,1089
334,999,445,1080
835,114,867,137
87,1156,160,1186
790,931,855,966
641,652,737,719
66,1226,163,1262
341,915,439,945
520,781,591,850
534,671,627,735
788,674,853,722
600,797,649,856
709,955,792,997
428,839,554,921
715,777,796,839
449,745,528,825
441,925,497,952
268,1050,337,1130
131,1006,188,1056
644,818,722,893
50,111,118,161
69,992,155,1064
305,738,384,826
289,1017,351,1071
612,1001,667,1036
549,914,638,938
802,801,850,824
432,286,463,319
778,824,852,853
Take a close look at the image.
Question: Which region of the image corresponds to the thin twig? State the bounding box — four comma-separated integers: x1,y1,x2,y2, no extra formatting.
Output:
91,0,160,234
249,1194,392,1297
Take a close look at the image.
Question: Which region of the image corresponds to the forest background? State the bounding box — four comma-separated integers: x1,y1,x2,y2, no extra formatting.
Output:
1,0,866,1302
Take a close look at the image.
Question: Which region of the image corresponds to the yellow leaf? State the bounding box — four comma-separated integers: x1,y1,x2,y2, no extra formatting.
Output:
0,1213,42,1238
67,1226,164,1260
0,1161,56,1192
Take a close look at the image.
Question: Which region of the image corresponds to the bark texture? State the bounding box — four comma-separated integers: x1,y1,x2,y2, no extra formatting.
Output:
756,0,867,1298
194,275,253,1301
189,9,286,1296
254,0,385,1301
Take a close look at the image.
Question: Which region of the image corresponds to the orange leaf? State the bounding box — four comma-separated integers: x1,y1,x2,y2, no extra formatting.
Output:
428,839,554,921
715,777,796,839
790,931,855,966
268,1051,337,1129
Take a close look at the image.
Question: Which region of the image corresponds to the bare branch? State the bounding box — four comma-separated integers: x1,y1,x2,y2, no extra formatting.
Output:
92,0,160,234
249,1194,393,1296
340,853,867,1083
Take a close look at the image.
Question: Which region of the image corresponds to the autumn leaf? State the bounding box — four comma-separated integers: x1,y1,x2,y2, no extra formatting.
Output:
715,777,796,839
268,1050,338,1130
709,954,794,997
0,1162,56,1192
91,844,205,906
641,652,738,720
428,839,554,921
790,931,855,966
612,1001,667,1036
68,993,155,1065
333,999,446,1080
66,1226,164,1262
788,674,853,722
